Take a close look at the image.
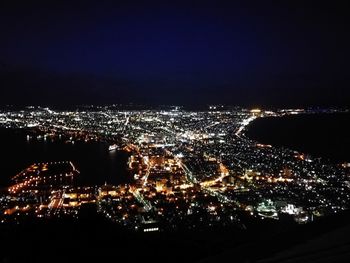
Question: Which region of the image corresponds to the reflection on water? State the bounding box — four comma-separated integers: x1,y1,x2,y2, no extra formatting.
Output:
0,128,131,187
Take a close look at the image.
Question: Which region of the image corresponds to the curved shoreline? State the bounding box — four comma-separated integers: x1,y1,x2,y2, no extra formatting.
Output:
244,112,350,163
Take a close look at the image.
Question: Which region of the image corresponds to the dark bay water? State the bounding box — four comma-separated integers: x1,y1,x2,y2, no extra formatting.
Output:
0,128,131,187
246,113,350,163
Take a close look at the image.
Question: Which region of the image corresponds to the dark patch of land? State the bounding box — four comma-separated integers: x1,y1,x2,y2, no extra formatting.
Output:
2,208,350,263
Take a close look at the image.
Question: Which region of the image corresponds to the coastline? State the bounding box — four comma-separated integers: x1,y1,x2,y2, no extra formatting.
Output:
245,112,350,163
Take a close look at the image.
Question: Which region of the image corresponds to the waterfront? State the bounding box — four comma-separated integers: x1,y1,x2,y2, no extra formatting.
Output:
1,107,350,262
1,108,350,231
0,128,131,187
246,113,350,163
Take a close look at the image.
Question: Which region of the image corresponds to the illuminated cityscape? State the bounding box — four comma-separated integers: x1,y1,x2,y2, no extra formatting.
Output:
1,2,350,261
1,106,349,233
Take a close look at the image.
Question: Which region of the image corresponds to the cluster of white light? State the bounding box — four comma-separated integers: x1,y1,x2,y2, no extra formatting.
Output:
143,227,159,232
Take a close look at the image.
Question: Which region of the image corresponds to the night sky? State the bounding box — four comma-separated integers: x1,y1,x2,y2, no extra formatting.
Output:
1,1,349,108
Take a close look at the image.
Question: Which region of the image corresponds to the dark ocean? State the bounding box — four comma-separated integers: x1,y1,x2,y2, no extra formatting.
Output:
246,112,350,163
0,128,131,188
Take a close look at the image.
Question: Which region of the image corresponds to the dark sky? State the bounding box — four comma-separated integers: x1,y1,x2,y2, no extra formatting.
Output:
1,1,349,108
